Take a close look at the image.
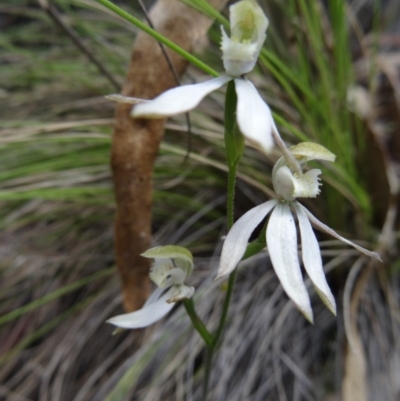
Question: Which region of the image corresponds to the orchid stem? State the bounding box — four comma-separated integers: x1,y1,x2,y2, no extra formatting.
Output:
203,347,213,401
226,162,237,230
202,80,240,400
214,269,236,346
183,299,213,348
272,125,302,174
213,161,238,343
202,162,238,400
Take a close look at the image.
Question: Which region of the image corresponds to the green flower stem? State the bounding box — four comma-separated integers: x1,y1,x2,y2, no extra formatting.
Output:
213,264,236,348
202,81,241,400
201,162,238,401
95,0,218,77
214,80,241,346
183,299,213,348
226,163,237,230
212,161,238,347
203,346,213,401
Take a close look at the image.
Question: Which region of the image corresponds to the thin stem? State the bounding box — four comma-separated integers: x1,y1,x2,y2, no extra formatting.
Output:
202,162,238,400
272,125,302,174
212,162,238,347
95,0,218,77
226,162,237,230
38,0,120,90
136,0,193,162
201,78,241,400
213,268,236,347
203,347,214,401
212,163,237,345
137,0,180,85
183,299,213,348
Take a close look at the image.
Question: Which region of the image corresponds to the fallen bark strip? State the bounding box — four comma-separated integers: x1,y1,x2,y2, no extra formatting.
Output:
111,0,228,312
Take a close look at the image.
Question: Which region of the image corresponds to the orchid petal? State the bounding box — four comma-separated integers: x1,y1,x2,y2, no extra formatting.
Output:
149,258,174,288
168,267,186,286
289,142,336,163
234,78,274,153
292,169,322,198
143,286,164,307
105,94,145,104
229,0,269,44
143,246,194,282
273,163,322,201
131,76,231,118
299,203,381,261
221,0,268,76
293,202,336,315
273,165,296,201
167,285,195,303
107,290,174,329
267,203,313,322
221,27,259,76
141,246,193,267
216,200,278,279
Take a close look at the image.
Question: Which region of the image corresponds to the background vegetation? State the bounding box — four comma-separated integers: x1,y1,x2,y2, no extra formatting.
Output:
1,0,400,400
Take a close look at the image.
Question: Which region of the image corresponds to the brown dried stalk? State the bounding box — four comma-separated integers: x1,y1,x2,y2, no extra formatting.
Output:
111,0,228,312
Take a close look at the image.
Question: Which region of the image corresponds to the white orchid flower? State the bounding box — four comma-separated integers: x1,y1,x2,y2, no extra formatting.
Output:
216,143,381,322
129,0,274,153
107,246,194,329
